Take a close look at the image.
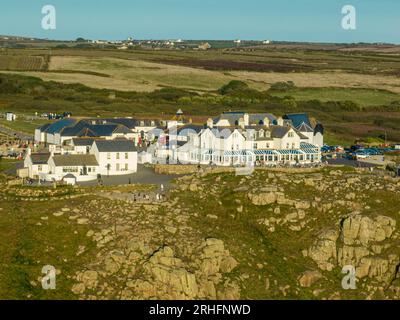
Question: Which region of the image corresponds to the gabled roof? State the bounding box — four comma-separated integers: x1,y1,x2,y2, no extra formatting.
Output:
270,126,291,138
113,125,132,134
213,112,277,126
102,118,163,128
30,153,51,164
296,131,310,139
52,154,99,167
60,120,131,138
102,118,137,129
60,120,91,136
89,124,119,136
283,113,311,129
75,127,97,137
36,123,51,131
249,113,277,125
297,122,314,133
93,140,137,152
43,118,77,134
72,138,97,146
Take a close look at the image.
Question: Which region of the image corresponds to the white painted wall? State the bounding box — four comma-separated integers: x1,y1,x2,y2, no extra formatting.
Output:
90,143,137,176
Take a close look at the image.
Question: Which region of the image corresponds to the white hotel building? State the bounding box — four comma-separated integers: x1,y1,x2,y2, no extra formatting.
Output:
153,112,323,166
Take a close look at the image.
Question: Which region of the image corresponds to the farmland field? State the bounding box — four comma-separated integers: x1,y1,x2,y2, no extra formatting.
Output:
0,54,46,71
269,87,400,107
3,54,400,95
1,46,400,145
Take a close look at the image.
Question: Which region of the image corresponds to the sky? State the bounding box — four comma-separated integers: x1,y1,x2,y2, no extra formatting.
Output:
0,0,399,43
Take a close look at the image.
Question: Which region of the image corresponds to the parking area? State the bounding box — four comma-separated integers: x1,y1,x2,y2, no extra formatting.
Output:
327,158,378,168
78,164,183,188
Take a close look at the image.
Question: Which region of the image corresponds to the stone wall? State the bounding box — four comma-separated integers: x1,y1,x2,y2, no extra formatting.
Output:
153,164,324,176
153,164,235,175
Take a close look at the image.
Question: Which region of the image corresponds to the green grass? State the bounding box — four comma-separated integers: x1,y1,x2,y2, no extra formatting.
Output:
0,118,50,134
323,131,354,147
0,194,97,299
270,87,400,108
0,159,19,174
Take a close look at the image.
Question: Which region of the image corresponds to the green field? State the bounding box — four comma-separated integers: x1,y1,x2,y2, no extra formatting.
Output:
0,118,50,134
270,87,400,108
1,46,400,145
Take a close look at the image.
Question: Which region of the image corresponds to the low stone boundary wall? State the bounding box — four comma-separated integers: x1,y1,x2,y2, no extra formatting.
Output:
153,164,325,176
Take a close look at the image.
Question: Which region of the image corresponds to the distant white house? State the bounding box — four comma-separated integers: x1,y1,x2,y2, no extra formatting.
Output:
25,139,138,182
5,112,16,121
90,140,138,176
47,154,99,182
24,152,51,179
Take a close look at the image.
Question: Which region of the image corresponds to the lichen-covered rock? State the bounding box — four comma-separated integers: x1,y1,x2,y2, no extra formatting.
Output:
306,229,339,271
298,270,323,288
341,215,396,246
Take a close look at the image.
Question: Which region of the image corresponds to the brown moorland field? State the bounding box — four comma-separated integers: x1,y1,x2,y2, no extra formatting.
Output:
1,45,400,145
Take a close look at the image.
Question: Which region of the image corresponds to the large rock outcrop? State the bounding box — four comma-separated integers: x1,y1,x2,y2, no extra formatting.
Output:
305,214,399,284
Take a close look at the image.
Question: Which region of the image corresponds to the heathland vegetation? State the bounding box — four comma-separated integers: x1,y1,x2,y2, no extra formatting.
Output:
1,46,400,144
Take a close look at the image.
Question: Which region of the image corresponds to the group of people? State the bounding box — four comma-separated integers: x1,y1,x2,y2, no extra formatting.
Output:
131,184,166,203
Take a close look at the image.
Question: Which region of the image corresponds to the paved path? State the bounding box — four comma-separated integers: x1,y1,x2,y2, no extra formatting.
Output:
79,164,185,188
327,158,378,168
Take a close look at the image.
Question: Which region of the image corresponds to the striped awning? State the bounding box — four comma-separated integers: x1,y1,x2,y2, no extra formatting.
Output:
301,148,319,154
277,149,304,155
300,142,320,155
300,142,318,149
253,150,279,155
224,150,252,156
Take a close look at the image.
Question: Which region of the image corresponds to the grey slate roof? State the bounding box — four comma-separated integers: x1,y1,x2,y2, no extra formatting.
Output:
113,125,132,134
30,153,51,165
52,154,99,166
270,126,291,138
213,112,277,126
297,122,314,133
42,119,77,134
60,120,130,137
37,123,51,131
94,140,137,152
283,114,312,128
72,138,96,146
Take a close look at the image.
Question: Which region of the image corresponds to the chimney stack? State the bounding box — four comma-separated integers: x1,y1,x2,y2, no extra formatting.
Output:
207,118,213,128
244,113,249,126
